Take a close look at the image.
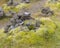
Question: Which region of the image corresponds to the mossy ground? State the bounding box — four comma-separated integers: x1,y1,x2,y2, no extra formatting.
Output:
0,0,60,48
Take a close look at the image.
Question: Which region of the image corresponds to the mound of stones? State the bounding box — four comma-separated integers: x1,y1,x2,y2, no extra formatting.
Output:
4,11,40,33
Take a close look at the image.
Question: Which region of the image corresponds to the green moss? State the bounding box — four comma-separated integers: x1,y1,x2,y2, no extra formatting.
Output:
0,0,60,48
0,17,60,48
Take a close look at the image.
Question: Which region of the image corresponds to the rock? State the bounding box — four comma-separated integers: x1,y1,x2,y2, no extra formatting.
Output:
41,7,54,16
4,24,11,33
22,0,30,3
7,0,14,6
0,7,4,18
25,0,30,3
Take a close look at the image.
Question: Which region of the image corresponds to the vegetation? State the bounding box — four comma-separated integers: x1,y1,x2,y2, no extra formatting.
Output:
0,0,60,48
0,17,60,48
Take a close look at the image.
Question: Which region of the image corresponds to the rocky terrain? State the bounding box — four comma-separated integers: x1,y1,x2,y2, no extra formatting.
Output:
0,0,60,48
0,0,47,28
